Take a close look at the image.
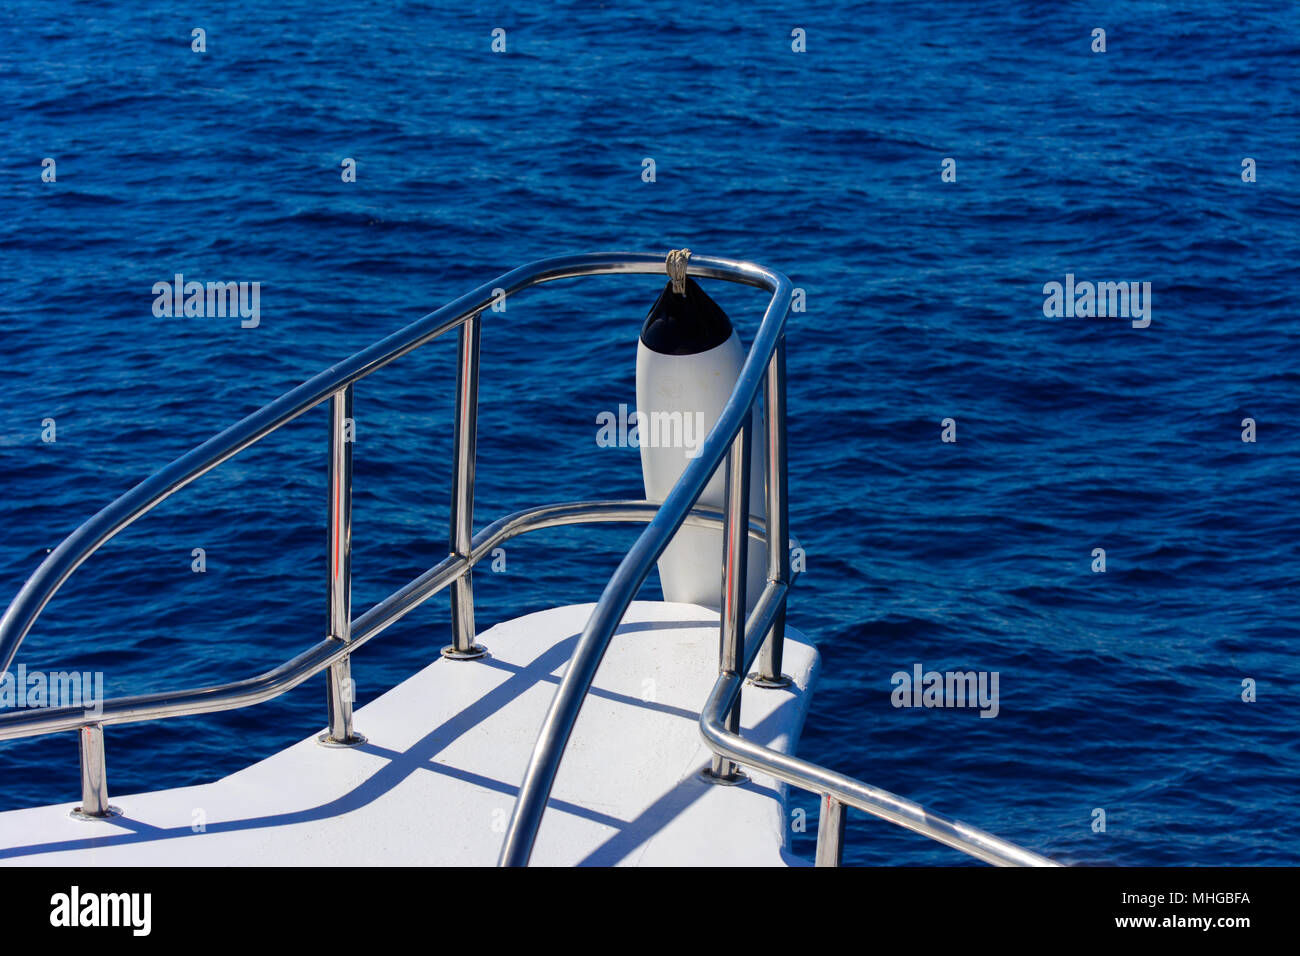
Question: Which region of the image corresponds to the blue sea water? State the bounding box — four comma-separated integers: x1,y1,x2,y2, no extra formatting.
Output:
1,1,1297,866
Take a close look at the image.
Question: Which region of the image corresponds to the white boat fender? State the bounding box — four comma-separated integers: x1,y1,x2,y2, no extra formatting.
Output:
635,261,766,612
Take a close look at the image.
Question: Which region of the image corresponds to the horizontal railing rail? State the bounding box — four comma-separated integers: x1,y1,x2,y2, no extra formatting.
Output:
0,501,781,740
0,251,1055,866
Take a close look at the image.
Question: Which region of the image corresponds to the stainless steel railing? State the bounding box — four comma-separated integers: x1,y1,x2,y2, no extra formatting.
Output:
494,257,1057,868
0,251,1055,866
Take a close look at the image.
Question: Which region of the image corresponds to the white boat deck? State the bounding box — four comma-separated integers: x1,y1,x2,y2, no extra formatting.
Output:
0,601,819,866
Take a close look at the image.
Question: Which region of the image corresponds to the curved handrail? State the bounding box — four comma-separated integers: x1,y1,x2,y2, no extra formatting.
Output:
0,252,778,679
696,592,1059,867
497,260,793,864
700,674,1058,867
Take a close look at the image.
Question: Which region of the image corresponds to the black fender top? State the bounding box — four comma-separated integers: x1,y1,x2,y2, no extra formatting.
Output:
639,277,734,356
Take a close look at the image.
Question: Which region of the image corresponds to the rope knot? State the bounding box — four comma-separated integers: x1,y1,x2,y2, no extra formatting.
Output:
666,248,691,295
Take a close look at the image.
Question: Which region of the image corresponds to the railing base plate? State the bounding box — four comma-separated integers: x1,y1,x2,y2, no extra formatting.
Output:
71,805,122,822
317,732,368,749
746,672,793,689
441,644,489,661
699,767,749,787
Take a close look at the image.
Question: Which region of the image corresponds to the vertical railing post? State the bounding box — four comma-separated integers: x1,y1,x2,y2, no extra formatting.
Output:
753,336,791,688
705,417,752,784
443,311,487,661
815,794,846,866
321,384,365,747
72,723,118,819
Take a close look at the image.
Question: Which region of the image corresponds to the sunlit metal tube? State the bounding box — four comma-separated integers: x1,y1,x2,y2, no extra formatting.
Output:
709,420,751,780
76,724,110,818
756,337,790,686
324,658,357,743
0,502,772,743
445,312,486,660
1,640,347,739
702,613,1054,866
742,580,787,663
327,386,354,644
324,385,361,744
699,674,1059,867
815,795,846,867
